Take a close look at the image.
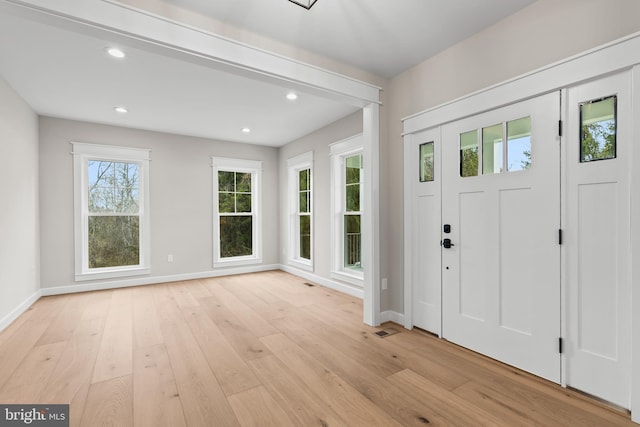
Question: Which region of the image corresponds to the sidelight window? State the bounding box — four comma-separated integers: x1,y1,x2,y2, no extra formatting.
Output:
580,96,616,162
419,142,435,182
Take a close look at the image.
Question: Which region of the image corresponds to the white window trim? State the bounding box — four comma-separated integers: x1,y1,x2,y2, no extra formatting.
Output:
212,157,263,268
287,151,314,271
72,142,151,281
330,134,364,287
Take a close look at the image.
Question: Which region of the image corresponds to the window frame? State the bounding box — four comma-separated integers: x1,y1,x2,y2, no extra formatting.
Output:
330,134,364,287
72,142,151,281
212,157,262,268
287,151,314,271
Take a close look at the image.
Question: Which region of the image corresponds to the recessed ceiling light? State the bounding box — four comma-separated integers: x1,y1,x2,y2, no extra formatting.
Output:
286,92,298,101
241,127,251,133
107,47,125,59
114,106,128,114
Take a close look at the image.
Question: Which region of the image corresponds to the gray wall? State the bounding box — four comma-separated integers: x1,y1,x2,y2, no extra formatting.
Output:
384,0,640,313
39,117,279,289
278,111,362,281
0,76,40,323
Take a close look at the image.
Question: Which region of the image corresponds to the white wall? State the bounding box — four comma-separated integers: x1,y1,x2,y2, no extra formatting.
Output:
38,117,280,290
0,76,40,327
385,0,640,314
278,111,362,288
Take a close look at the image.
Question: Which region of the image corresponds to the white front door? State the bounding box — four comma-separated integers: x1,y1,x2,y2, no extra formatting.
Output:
441,92,561,382
565,71,631,408
407,128,442,334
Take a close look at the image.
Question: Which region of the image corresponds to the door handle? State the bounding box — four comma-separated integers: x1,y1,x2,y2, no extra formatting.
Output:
441,238,455,249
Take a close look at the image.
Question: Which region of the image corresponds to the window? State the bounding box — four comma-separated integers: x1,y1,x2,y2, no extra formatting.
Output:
580,95,616,162
73,143,150,281
419,142,434,182
482,124,503,174
287,152,313,270
330,135,364,287
460,116,532,177
212,157,262,267
460,130,479,177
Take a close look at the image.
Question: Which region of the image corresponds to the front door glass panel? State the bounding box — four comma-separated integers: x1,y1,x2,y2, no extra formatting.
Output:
482,124,503,175
507,117,532,171
460,130,478,177
580,96,616,162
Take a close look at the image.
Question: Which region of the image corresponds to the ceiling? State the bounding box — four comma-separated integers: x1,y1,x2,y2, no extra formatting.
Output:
0,0,535,146
169,0,536,79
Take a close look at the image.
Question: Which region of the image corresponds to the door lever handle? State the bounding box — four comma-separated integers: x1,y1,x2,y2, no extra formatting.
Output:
441,238,455,249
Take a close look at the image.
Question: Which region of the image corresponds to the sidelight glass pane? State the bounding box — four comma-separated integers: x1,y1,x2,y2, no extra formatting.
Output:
419,142,434,182
483,124,503,175
507,117,532,171
580,96,616,162
219,215,252,257
88,215,139,268
460,130,479,177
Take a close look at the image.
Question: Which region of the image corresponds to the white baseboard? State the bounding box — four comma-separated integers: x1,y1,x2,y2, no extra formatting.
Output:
380,310,405,326
40,264,281,296
279,264,364,299
0,289,42,333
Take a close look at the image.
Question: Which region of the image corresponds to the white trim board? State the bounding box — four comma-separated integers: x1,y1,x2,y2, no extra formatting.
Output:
380,310,404,326
0,0,380,106
279,264,364,299
0,290,42,334
403,31,640,134
40,264,281,296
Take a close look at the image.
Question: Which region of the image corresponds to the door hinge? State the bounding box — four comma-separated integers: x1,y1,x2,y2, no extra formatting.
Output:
558,229,563,245
559,337,564,354
558,120,563,137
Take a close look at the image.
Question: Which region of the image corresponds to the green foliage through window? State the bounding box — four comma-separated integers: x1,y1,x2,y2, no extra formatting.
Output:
298,168,312,260
218,170,254,259
87,160,140,268
419,142,434,182
220,216,253,258
580,96,616,162
460,130,479,178
344,154,363,270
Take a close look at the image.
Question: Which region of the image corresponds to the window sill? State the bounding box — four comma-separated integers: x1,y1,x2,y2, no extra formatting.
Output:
75,266,150,282
214,256,262,269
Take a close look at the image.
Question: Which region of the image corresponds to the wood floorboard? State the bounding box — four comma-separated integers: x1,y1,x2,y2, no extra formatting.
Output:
181,305,261,396
81,375,133,427
91,288,133,384
133,343,186,427
227,385,294,427
0,271,635,426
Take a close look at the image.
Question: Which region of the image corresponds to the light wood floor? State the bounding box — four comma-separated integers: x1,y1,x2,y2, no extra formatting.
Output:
0,270,634,426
